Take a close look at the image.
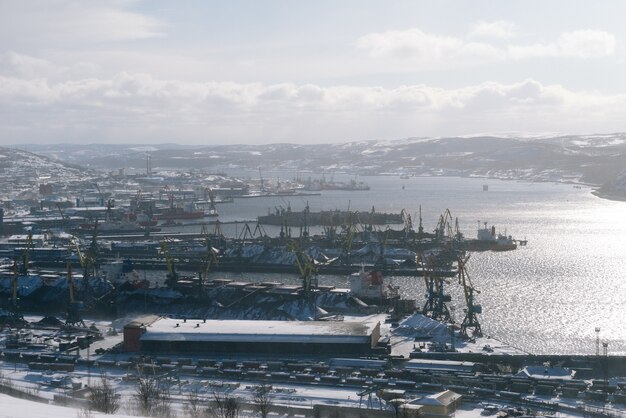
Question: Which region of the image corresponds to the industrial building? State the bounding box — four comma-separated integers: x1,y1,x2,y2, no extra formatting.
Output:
124,316,381,355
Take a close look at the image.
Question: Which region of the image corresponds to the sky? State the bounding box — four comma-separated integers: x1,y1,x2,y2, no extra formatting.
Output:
1,0,626,145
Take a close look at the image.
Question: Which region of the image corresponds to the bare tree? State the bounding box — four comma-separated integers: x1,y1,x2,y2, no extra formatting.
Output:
135,373,159,415
209,391,240,418
134,370,173,417
76,408,94,418
88,375,120,414
253,385,272,418
183,387,204,418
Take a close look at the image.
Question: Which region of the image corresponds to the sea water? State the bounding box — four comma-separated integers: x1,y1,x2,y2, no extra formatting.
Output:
201,174,626,355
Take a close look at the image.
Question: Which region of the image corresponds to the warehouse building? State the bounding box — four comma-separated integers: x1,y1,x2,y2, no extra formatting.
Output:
124,316,381,355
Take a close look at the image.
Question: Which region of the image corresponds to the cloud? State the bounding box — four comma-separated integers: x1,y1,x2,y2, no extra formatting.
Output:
356,28,464,61
357,27,616,64
469,21,518,39
0,0,164,50
0,52,60,79
509,30,616,59
0,69,625,144
355,28,504,64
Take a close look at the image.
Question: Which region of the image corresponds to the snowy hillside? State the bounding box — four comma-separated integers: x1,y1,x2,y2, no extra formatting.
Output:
18,132,626,199
0,146,96,201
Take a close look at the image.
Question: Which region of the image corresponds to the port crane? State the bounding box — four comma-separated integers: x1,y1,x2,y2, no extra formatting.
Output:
7,261,25,326
18,230,33,275
421,255,452,322
340,219,356,266
290,241,318,294
204,187,219,216
238,222,267,242
93,182,105,206
55,202,68,229
374,227,392,272
160,240,178,288
400,209,414,243
64,262,86,328
457,256,482,338
71,229,98,280
435,208,455,241
299,203,310,239
199,224,219,295
417,205,425,239
279,220,291,241
322,212,338,244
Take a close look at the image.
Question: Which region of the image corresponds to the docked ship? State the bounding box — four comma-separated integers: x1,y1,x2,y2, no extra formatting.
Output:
76,219,158,235
0,269,115,313
463,222,518,251
130,212,158,227
303,178,370,191
349,268,400,305
258,206,403,226
156,202,205,220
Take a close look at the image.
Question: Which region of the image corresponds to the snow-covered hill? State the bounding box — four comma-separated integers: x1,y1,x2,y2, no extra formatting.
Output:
0,146,96,201
17,132,626,200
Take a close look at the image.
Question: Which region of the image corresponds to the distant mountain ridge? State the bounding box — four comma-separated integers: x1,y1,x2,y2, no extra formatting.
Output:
15,133,626,200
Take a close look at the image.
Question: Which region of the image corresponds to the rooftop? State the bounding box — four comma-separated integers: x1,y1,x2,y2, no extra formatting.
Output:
140,317,379,345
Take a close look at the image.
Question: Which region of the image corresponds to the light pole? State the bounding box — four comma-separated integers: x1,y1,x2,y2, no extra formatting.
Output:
450,306,456,352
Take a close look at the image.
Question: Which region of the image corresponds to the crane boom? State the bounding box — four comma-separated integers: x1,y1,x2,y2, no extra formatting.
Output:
160,240,178,287
290,241,317,294
12,261,18,304
19,231,33,275
457,256,482,338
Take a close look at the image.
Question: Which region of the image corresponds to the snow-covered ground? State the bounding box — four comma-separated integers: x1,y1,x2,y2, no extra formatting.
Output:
384,312,527,358
1,314,624,418
0,393,138,418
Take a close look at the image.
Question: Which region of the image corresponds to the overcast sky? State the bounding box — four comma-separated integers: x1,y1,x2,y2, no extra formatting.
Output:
1,0,625,145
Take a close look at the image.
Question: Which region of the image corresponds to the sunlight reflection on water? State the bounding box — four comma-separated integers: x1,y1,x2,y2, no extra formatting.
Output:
204,174,626,355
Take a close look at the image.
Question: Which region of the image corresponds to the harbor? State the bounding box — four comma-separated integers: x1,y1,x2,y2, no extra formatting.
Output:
0,164,624,417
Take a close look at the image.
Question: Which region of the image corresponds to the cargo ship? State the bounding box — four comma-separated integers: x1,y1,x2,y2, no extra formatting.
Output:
156,202,205,220
76,219,159,235
258,207,403,226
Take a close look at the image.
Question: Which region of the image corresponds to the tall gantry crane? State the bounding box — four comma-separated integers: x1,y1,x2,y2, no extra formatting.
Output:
417,205,424,238
11,261,19,309
375,227,391,272
19,230,33,276
2,261,26,327
199,224,219,295
421,255,452,322
55,203,68,229
65,262,86,328
290,241,318,295
400,209,414,243
93,182,105,206
72,232,98,280
205,187,218,216
8,261,24,323
435,209,455,241
160,240,178,288
340,220,356,266
457,256,482,338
